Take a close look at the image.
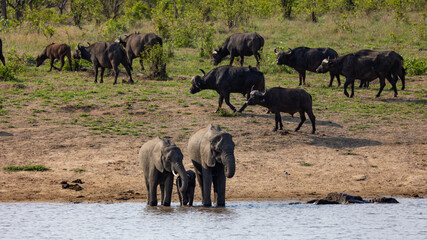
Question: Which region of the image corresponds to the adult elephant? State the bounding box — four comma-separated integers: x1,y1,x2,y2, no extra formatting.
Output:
139,137,188,206
188,125,236,207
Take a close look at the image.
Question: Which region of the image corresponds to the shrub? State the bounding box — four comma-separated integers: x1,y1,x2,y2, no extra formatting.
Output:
4,165,50,172
103,19,127,40
142,44,173,80
405,58,426,75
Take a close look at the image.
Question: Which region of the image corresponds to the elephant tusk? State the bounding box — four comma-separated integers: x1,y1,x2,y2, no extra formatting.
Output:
172,169,178,177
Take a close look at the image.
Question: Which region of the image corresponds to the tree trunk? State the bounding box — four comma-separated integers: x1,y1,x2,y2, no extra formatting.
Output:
1,0,7,19
281,0,293,19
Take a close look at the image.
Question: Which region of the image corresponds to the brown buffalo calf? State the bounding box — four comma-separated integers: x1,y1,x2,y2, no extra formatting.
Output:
36,43,73,71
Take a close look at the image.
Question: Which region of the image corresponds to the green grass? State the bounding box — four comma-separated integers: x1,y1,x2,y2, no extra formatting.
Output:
71,168,85,173
299,162,313,167
4,165,50,172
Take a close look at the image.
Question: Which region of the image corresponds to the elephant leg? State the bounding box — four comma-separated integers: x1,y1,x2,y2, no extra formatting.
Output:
159,183,165,205
144,177,150,205
148,178,158,206
162,175,173,206
188,187,194,206
213,169,226,207
202,168,213,207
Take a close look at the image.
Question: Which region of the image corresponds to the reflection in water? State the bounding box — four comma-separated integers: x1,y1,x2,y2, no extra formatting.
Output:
0,199,426,239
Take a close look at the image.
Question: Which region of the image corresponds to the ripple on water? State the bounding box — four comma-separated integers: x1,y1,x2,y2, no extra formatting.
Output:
0,199,426,239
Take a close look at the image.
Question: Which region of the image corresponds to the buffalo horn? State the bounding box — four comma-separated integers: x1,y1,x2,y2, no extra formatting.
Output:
212,50,218,54
199,69,206,76
251,85,255,92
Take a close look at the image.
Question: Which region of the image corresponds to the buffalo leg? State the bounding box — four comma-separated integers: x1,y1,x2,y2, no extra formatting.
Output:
67,52,73,71
336,74,341,87
229,54,235,66
273,112,282,132
239,56,244,66
307,110,316,134
94,66,99,83
215,95,224,113
48,58,55,72
376,77,386,98
398,68,405,90
255,52,261,69
223,93,236,112
295,111,306,132
386,74,398,97
0,54,5,66
113,64,119,85
59,56,65,71
122,60,134,84
328,72,334,87
100,67,105,84
343,78,354,98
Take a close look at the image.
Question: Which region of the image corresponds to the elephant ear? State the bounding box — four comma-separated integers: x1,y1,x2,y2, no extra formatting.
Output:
161,146,174,172
153,140,165,173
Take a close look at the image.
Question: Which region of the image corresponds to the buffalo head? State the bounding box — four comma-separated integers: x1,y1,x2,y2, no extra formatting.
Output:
212,48,227,66
316,57,333,73
247,89,266,106
35,55,45,67
275,48,292,65
190,69,206,94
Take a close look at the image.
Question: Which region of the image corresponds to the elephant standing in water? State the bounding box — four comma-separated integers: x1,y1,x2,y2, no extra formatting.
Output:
188,125,236,207
139,137,188,206
176,170,196,206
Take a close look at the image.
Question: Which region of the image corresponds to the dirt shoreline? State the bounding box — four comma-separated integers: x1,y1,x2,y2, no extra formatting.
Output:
1,105,426,203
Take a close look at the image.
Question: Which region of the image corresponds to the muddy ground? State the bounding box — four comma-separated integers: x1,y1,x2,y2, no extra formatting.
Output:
0,74,426,203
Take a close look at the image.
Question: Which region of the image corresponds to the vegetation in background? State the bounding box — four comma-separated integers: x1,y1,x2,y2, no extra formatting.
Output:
4,165,50,172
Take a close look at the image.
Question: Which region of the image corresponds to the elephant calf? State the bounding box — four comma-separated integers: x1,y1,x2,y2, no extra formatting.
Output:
139,137,189,206
188,124,236,207
176,170,196,206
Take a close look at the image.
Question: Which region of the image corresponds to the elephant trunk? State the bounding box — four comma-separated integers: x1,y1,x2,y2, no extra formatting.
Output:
174,163,188,194
222,152,235,178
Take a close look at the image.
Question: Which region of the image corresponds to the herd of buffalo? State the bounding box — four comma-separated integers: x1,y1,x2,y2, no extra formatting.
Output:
0,31,407,207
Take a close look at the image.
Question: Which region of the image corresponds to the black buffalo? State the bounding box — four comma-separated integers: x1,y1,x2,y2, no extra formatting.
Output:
36,43,73,71
118,32,162,70
74,41,133,85
275,47,340,86
355,49,405,90
0,38,5,66
316,53,398,98
190,65,265,113
247,87,316,134
212,32,264,68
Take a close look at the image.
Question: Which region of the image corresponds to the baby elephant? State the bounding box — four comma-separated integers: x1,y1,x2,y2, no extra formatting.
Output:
247,87,316,133
176,170,196,206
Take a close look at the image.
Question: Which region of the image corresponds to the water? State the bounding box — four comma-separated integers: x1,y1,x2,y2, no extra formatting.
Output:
0,199,426,240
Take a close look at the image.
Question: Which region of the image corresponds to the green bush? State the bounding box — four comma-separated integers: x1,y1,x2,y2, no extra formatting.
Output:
142,44,173,80
0,65,18,82
405,58,427,75
4,165,50,172
103,19,127,40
